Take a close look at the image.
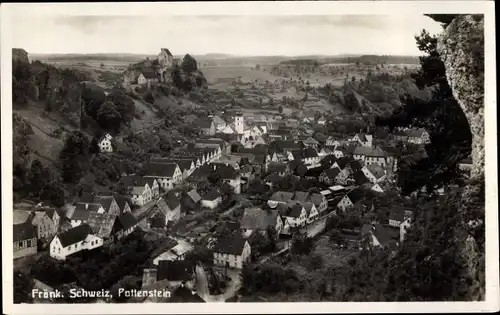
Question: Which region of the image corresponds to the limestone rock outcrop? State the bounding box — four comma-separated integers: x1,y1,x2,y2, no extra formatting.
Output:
437,15,484,179
436,14,485,301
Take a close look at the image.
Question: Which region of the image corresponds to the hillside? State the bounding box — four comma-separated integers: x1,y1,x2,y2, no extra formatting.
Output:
12,49,209,205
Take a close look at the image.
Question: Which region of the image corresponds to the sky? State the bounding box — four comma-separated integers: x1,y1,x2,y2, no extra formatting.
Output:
11,15,444,56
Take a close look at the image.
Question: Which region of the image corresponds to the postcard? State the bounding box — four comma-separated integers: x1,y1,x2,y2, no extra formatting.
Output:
1,1,498,314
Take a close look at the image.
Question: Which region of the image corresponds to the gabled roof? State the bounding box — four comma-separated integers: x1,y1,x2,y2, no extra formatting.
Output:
321,155,338,167
372,224,399,246
198,118,214,129
150,158,193,172
356,133,368,142
116,212,138,231
267,162,288,173
141,69,157,80
113,194,130,213
163,190,181,210
186,189,202,203
389,206,413,222
87,212,116,238
293,191,310,202
146,162,179,178
322,168,341,180
157,260,194,282
348,160,364,172
169,285,206,303
13,222,36,242
353,171,370,185
308,193,325,208
269,191,295,202
57,224,94,248
346,188,365,205
353,146,387,158
303,202,315,216
71,204,92,221
282,203,304,218
240,207,279,230
264,172,282,184
202,187,223,201
406,128,428,138
160,48,173,56
366,163,386,179
92,196,115,212
336,156,355,169
118,175,150,189
305,166,324,177
13,210,33,225
212,236,248,255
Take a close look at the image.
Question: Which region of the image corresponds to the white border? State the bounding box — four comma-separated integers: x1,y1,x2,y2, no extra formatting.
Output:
1,1,498,314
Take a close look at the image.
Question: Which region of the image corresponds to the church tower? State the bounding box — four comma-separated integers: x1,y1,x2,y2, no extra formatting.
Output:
234,112,244,134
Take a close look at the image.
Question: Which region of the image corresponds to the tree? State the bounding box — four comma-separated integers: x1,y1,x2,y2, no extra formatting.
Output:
39,180,66,207
97,101,122,132
278,105,283,114
27,159,50,197
14,271,34,303
291,232,315,256
171,64,184,90
107,88,135,126
181,54,198,73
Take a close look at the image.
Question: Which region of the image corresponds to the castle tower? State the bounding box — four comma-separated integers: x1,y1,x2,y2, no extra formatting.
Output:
234,113,244,134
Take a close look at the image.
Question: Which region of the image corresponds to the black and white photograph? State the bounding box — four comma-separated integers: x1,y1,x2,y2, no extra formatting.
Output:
1,1,497,314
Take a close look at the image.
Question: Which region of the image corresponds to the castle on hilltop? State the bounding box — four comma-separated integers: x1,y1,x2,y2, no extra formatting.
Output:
122,48,179,86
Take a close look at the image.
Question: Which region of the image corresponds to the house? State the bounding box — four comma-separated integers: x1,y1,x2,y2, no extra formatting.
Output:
87,212,117,244
350,133,373,147
153,238,193,264
77,193,121,216
199,118,216,136
182,189,202,213
240,207,286,237
337,188,365,212
68,203,105,227
320,155,338,169
201,187,223,209
150,158,195,180
149,191,182,228
388,207,414,228
277,203,308,228
50,224,103,260
157,260,196,288
317,117,327,125
145,162,183,191
188,163,241,194
303,202,319,224
117,175,158,206
326,137,341,147
212,236,251,269
13,221,37,259
114,194,132,214
292,191,310,203
138,70,159,86
371,183,385,193
353,147,387,167
264,173,282,188
302,137,319,149
267,162,290,176
98,133,113,153
268,191,295,207
406,128,430,144
288,148,320,165
362,164,387,184
318,147,334,157
113,212,139,241
211,115,227,131
308,193,328,214
158,48,174,68
319,168,341,186
361,224,399,248
353,170,370,186
14,209,57,240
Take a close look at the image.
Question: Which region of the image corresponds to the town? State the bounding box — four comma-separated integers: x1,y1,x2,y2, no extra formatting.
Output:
11,13,484,304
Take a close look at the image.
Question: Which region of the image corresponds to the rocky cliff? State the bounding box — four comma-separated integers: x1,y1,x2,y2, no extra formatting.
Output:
437,15,484,180
436,14,485,301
